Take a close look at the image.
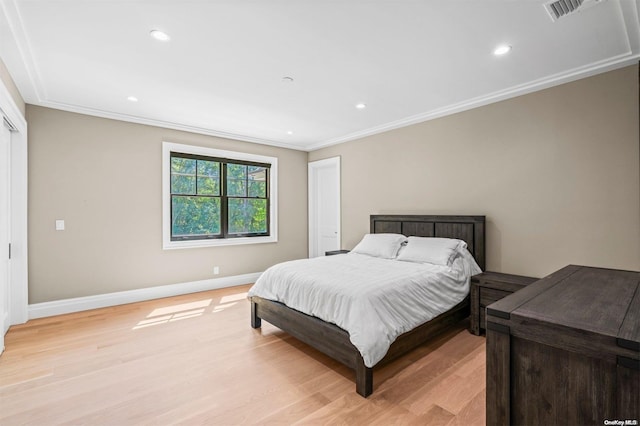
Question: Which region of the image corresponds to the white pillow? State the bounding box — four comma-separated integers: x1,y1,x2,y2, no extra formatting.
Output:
396,236,466,266
351,233,407,259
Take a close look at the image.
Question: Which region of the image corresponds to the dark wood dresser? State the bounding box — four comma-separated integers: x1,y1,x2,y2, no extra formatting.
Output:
486,265,639,425
470,271,537,335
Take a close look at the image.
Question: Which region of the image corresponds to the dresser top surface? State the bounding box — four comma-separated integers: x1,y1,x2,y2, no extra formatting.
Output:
488,265,640,343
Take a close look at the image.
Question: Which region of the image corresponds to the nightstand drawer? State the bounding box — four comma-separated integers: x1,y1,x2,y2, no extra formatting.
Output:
470,271,538,335
480,287,510,307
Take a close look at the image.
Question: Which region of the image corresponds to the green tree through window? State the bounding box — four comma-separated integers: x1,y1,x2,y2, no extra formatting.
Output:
170,152,269,240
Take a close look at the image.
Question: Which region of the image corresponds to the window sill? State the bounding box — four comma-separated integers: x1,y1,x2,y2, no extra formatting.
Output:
163,235,277,250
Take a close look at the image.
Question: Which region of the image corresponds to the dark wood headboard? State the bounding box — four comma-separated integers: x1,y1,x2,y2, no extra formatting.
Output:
370,215,486,271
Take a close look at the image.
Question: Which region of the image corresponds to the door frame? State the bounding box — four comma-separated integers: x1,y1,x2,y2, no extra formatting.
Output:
308,156,341,258
0,76,28,352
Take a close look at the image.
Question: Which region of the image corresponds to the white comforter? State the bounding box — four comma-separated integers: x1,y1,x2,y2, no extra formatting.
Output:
248,251,481,367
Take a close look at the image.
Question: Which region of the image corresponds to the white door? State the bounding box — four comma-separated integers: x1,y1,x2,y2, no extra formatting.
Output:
308,157,340,258
0,120,10,354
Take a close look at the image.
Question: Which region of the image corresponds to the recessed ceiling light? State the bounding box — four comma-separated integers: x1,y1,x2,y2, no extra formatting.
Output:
494,45,512,56
286,130,293,135
355,103,366,110
150,30,170,42
127,96,138,102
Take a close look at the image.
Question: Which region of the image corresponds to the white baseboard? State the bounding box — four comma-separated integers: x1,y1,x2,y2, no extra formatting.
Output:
28,272,262,320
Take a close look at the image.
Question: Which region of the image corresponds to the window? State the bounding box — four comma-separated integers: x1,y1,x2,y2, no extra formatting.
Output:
163,142,277,249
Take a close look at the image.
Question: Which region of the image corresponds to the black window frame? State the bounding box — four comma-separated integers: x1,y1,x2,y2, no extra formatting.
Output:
170,151,271,241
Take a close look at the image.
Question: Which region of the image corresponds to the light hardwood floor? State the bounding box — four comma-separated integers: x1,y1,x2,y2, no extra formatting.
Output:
0,285,487,425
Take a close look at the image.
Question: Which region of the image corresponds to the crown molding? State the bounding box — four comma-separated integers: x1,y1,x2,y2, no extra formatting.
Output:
32,99,308,151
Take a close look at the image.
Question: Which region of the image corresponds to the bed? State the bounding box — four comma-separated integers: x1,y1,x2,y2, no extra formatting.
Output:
249,214,486,397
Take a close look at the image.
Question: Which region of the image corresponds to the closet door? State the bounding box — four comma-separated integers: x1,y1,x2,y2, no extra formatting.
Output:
308,157,341,258
0,120,10,354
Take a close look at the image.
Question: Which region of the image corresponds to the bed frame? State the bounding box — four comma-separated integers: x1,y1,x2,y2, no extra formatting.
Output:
250,214,486,397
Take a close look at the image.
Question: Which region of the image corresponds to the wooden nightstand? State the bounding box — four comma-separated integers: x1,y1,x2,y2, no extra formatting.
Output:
470,271,537,335
325,249,350,256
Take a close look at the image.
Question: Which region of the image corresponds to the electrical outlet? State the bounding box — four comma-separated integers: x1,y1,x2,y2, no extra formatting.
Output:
213,266,220,275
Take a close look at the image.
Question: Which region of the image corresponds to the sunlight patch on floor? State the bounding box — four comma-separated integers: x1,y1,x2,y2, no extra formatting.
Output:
132,292,248,330
133,308,207,330
133,299,213,330
212,302,237,313
147,299,212,317
212,291,247,313
220,292,247,304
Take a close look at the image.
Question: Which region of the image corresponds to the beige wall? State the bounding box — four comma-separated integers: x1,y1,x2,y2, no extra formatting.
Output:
0,55,25,117
23,64,640,302
310,65,640,278
27,106,308,303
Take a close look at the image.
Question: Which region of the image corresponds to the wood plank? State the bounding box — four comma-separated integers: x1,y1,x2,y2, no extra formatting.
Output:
408,404,455,426
486,264,581,320
470,278,481,335
485,325,510,426
618,282,640,350
617,361,640,419
435,223,474,253
372,220,402,234
446,389,486,426
408,366,484,415
401,221,435,237
511,337,617,425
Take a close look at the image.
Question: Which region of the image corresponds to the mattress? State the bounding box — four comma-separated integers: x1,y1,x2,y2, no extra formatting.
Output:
248,250,481,367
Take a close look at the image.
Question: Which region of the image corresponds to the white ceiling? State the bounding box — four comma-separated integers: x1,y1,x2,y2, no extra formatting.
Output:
1,0,639,151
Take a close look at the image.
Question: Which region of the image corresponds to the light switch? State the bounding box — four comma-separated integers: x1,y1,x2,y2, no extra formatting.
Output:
55,220,65,231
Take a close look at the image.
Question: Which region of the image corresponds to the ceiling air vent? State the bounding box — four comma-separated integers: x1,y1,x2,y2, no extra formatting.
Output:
544,0,606,22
